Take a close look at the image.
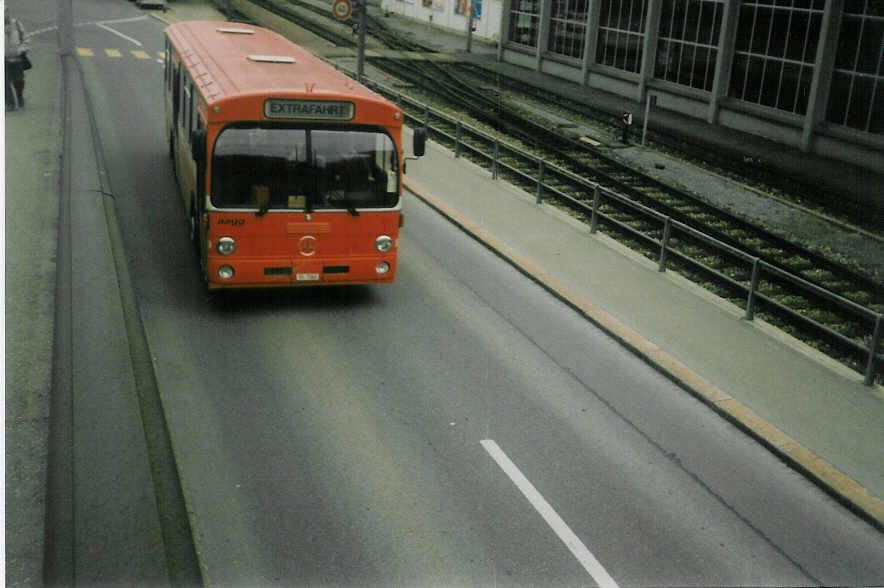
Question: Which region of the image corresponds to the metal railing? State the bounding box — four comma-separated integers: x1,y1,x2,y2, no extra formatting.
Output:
354,73,883,386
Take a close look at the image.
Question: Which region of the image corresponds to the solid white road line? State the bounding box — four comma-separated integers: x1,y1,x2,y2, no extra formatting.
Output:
25,17,147,40
480,439,619,588
96,22,143,47
95,16,150,26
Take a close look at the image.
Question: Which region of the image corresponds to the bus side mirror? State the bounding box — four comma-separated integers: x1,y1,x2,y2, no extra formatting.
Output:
413,127,426,157
191,128,207,164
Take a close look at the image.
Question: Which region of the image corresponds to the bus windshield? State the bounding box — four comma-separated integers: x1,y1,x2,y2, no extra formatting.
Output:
211,125,399,211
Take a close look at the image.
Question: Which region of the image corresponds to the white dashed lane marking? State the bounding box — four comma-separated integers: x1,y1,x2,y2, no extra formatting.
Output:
480,439,620,588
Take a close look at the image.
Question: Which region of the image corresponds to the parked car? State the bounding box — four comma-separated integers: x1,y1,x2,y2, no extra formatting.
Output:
136,0,167,10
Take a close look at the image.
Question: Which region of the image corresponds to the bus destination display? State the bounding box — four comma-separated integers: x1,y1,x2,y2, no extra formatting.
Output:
265,99,355,120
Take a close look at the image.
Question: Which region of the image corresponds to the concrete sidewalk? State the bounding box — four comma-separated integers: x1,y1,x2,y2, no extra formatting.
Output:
5,4,64,584
403,133,884,530
7,2,174,585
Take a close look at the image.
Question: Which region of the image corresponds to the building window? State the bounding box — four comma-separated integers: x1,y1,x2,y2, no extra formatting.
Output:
596,0,648,73
826,0,883,134
509,0,542,49
655,0,724,91
549,0,589,58
729,0,825,116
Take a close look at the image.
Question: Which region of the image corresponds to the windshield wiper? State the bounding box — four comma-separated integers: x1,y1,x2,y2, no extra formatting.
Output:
255,198,272,217
328,192,360,216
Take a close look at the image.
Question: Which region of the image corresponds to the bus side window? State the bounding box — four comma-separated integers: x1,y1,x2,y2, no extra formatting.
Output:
185,81,192,136
190,82,196,134
165,41,171,89
180,71,187,131
173,64,181,126
193,95,201,133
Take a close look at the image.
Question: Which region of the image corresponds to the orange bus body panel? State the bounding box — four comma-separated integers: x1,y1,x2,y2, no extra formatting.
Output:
205,211,400,287
164,21,405,289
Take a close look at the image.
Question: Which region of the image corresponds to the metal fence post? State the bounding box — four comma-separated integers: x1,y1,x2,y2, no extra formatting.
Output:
536,160,546,204
745,257,761,320
492,137,499,179
865,314,883,386
455,120,462,158
589,185,601,234
658,217,672,272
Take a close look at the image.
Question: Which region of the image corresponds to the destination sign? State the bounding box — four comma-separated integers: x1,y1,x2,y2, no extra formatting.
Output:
264,99,355,121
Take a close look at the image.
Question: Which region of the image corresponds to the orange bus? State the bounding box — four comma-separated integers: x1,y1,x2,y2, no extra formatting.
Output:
164,21,424,290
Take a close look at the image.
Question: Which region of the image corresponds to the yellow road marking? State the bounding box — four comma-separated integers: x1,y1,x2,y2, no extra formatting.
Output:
132,50,151,59
105,49,123,58
76,47,94,56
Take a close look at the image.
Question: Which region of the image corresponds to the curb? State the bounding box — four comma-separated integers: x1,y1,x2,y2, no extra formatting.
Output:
403,175,884,534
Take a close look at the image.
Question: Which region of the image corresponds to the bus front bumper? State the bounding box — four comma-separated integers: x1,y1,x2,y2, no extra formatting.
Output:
206,255,397,289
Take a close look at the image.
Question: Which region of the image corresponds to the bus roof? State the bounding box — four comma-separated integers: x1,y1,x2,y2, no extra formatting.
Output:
165,20,398,117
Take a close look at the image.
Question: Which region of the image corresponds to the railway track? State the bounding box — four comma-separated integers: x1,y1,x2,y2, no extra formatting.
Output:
233,0,883,381
446,61,882,233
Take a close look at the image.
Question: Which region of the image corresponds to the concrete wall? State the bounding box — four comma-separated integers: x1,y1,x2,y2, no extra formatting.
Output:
380,0,503,41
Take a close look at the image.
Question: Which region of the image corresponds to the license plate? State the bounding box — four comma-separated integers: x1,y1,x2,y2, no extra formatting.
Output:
296,273,320,281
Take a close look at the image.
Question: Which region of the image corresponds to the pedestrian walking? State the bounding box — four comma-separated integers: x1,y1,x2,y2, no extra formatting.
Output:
5,8,29,111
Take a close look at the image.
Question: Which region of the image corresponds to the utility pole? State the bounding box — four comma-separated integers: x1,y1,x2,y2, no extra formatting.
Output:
58,0,73,56
356,0,367,81
466,0,475,53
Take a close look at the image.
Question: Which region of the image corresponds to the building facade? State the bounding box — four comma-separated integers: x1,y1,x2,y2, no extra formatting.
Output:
383,0,883,175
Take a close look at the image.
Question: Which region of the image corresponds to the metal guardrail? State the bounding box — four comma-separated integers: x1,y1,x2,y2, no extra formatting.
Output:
351,72,883,386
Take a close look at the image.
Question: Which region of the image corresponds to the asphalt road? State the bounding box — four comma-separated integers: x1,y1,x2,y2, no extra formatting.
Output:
66,0,884,585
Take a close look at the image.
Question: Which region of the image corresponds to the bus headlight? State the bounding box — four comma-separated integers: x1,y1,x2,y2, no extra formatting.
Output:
218,265,235,279
375,235,393,252
375,262,390,275
217,237,236,256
